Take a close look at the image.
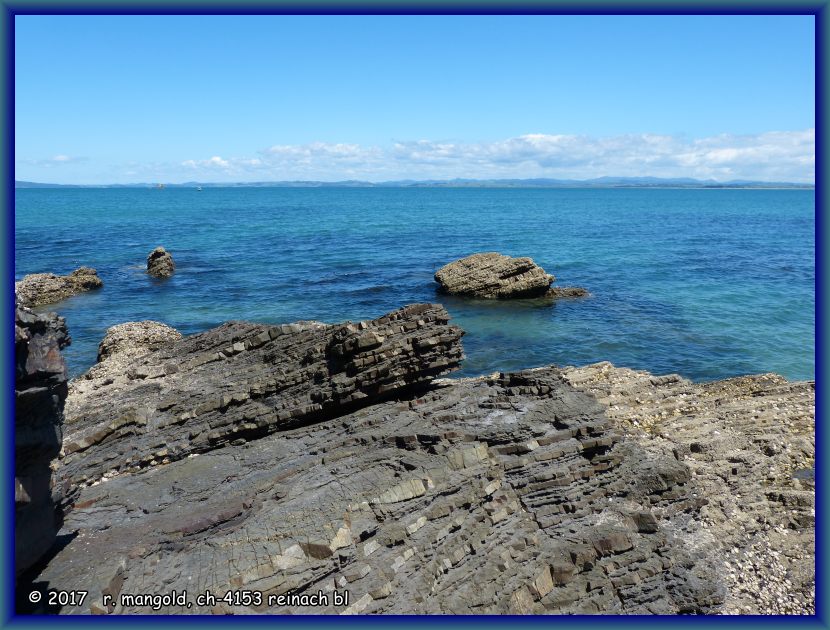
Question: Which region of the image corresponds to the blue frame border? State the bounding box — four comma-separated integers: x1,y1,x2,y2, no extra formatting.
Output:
2,2,826,628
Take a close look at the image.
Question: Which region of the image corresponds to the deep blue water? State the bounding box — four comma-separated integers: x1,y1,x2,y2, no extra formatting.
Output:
15,187,815,382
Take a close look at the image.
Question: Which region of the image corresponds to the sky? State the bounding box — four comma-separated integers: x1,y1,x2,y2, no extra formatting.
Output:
14,15,815,184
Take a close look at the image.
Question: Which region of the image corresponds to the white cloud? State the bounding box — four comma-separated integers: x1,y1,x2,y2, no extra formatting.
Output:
18,154,89,167
174,128,815,183
182,155,230,169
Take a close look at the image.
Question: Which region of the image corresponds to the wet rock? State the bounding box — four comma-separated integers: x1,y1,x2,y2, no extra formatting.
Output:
15,303,70,577
15,267,103,307
546,286,589,299
147,247,175,278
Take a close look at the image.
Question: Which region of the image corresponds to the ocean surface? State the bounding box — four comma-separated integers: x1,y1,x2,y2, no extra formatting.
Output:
15,187,815,382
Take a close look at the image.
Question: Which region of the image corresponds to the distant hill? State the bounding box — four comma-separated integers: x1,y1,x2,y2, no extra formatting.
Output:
15,177,814,189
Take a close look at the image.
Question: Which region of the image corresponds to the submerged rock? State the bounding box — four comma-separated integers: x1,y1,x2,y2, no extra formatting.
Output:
545,286,589,299
15,304,70,577
23,306,814,615
147,247,175,278
15,267,103,307
435,252,554,299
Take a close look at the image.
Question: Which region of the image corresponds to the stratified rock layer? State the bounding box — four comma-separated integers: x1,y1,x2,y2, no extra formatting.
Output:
147,247,175,278
560,362,815,615
435,253,555,299
15,304,71,577
15,267,103,307
26,309,814,616
61,304,465,487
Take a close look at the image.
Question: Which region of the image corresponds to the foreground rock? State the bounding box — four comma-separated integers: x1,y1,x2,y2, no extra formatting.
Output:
147,247,175,278
15,304,70,577
24,308,813,615
560,363,815,615
15,267,103,307
61,304,464,487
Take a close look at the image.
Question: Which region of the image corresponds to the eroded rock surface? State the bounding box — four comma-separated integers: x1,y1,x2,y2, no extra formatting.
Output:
147,247,175,278
15,267,103,307
435,253,555,299
15,304,71,577
560,362,815,615
24,308,814,616
61,304,464,488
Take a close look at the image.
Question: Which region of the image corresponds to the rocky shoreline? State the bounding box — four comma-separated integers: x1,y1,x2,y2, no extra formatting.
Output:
15,303,814,615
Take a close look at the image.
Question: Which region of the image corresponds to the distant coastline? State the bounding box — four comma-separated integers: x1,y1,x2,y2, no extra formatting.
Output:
14,177,815,190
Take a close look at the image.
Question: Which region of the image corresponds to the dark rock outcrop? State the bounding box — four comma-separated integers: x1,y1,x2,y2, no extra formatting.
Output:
15,267,103,307
61,304,464,487
147,247,175,278
15,304,71,577
23,306,814,615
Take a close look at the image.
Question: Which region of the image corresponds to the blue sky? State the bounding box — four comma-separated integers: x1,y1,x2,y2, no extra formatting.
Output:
15,15,815,184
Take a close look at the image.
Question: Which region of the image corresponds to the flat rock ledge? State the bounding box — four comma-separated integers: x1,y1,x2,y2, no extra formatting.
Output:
15,304,70,577
15,267,103,307
23,306,813,616
147,247,175,278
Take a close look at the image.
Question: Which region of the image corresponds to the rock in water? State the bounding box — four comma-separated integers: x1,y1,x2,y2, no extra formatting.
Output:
15,267,103,307
545,286,589,299
15,304,70,577
147,247,175,278
61,303,465,487
435,252,555,299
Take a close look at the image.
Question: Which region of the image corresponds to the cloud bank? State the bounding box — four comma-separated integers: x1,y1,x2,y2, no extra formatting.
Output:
175,129,814,183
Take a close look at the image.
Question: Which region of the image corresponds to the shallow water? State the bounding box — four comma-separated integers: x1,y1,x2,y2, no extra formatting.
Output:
15,187,815,381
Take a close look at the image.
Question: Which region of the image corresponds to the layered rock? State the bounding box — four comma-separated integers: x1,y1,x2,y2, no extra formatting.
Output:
435,253,555,299
61,304,464,487
147,247,175,278
15,304,71,577
22,306,813,615
560,362,815,615
15,267,103,307
435,253,587,300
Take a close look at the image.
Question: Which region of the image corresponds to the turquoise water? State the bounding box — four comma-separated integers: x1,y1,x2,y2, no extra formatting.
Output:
14,187,815,382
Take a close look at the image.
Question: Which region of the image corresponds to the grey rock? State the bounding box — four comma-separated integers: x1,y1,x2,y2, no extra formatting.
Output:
21,310,814,615
15,267,103,307
147,247,175,278
15,303,70,577
60,303,464,488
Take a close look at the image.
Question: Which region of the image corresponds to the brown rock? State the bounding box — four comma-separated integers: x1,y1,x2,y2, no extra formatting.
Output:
15,267,103,307
147,247,175,278
435,252,555,299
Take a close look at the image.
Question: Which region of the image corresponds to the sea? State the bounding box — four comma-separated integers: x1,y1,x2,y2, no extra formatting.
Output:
14,187,815,382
